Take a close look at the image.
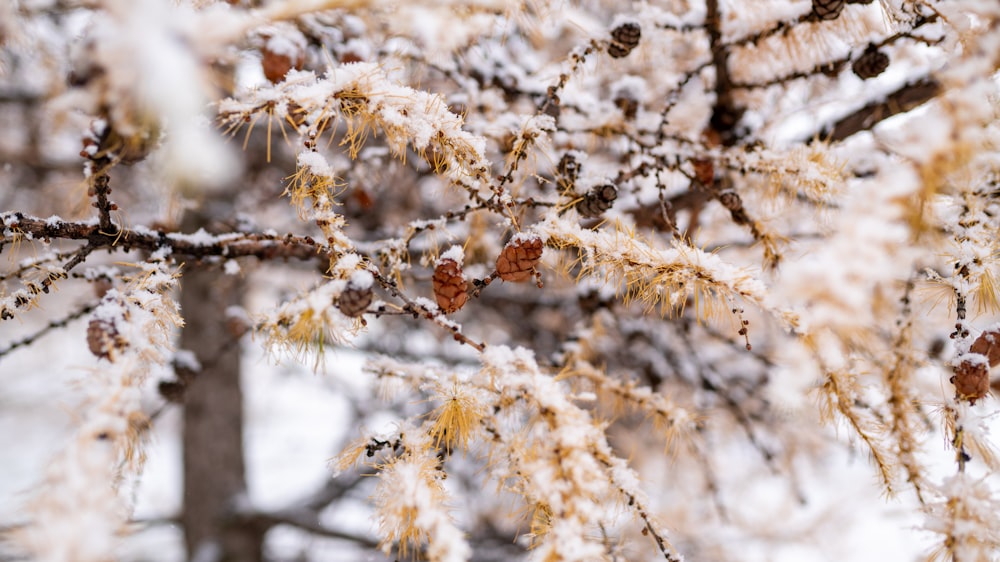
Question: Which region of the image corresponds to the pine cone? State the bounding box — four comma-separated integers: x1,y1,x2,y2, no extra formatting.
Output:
337,281,373,317
87,317,127,360
692,159,715,186
718,190,742,211
496,236,544,282
812,0,845,20
614,93,639,120
577,183,618,218
432,258,469,313
558,153,581,184
158,381,186,403
971,329,1000,367
261,34,305,83
608,22,641,58
951,357,990,405
852,45,890,79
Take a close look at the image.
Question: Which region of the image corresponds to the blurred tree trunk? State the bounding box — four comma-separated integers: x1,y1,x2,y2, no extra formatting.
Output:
179,204,263,562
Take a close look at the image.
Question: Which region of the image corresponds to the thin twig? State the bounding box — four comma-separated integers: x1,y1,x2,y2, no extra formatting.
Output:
0,301,96,359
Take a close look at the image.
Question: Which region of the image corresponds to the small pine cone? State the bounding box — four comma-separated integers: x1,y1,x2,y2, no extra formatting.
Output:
951,357,990,405
158,380,186,404
718,190,742,211
87,317,127,360
812,0,845,20
496,236,544,282
971,329,1000,367
92,276,113,300
558,153,581,184
337,281,373,318
284,102,308,128
852,45,890,80
432,258,469,313
614,94,639,120
261,37,305,83
608,22,641,58
577,183,619,218
692,159,715,186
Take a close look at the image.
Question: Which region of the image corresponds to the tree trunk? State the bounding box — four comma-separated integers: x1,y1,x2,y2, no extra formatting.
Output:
179,208,263,562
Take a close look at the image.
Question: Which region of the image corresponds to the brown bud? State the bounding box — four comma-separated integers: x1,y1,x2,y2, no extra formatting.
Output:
951,357,990,405
92,276,113,300
614,93,639,120
496,236,543,282
970,329,1000,367
337,281,373,318
432,258,469,313
608,22,641,58
87,317,127,361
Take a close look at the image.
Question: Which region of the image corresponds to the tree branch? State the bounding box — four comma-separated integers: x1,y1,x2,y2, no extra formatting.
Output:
243,509,381,549
706,0,742,144
0,212,330,263
813,77,941,143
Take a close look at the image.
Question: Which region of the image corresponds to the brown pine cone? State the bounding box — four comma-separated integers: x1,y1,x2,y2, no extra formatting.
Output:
337,280,373,318
971,329,1000,367
432,258,469,313
718,190,742,211
692,159,715,186
158,381,186,403
557,152,581,184
852,45,890,79
608,22,641,58
496,235,544,282
261,32,305,83
577,183,618,218
812,0,845,20
87,317,127,360
951,357,990,405
614,92,639,120
262,47,304,84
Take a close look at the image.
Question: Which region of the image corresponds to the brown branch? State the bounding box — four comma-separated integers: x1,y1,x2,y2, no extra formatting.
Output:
732,15,942,91
89,165,117,235
706,0,742,145
728,12,813,47
370,270,486,352
0,212,329,262
234,506,380,549
814,77,941,143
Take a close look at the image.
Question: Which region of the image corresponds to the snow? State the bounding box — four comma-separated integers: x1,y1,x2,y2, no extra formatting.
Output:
439,245,465,265
5,1,1000,561
297,150,335,178
348,268,373,290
